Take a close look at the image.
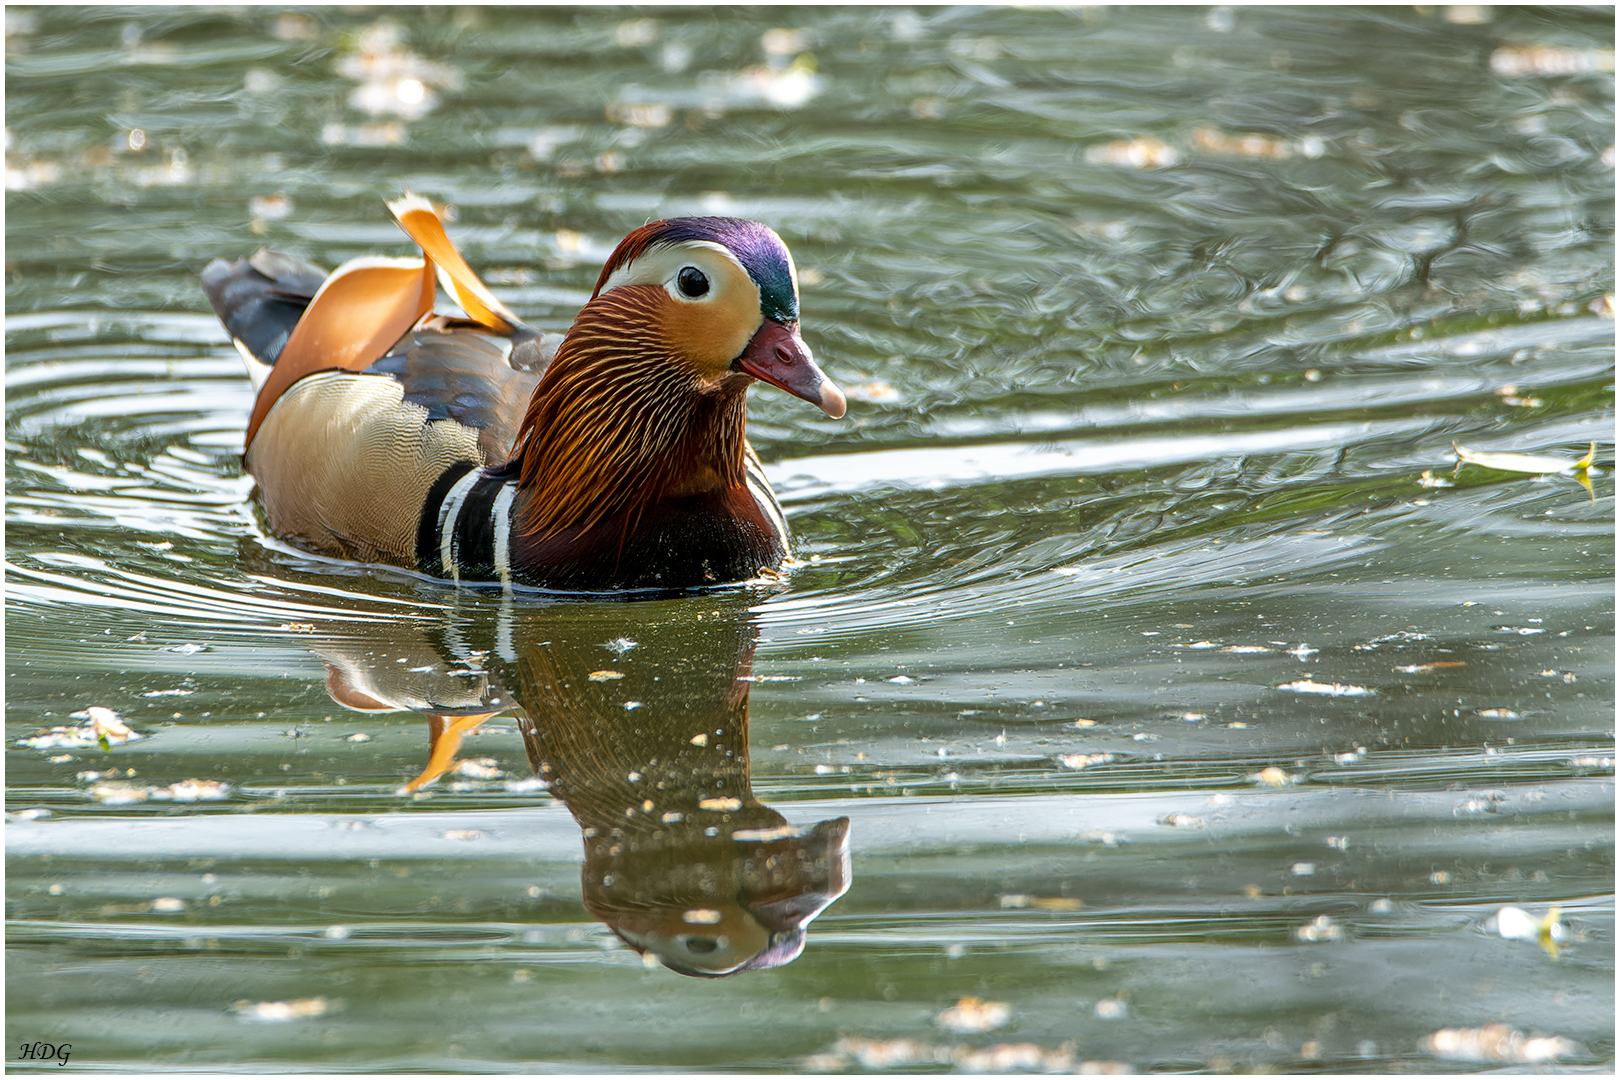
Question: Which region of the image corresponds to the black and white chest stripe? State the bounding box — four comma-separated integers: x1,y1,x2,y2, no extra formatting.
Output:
744,451,790,549
416,462,519,589
416,455,789,589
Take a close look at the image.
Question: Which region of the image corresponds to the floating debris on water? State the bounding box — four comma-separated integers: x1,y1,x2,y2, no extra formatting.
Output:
90,782,152,805
1277,680,1373,697
954,1043,1082,1074
20,707,142,750
1496,384,1542,408
1494,905,1566,958
1251,766,1295,787
345,733,371,743
845,380,900,404
816,1036,1121,1075
1086,136,1180,169
152,779,231,802
90,778,231,805
999,894,1083,911
698,796,742,812
454,758,503,780
1191,125,1324,160
1476,708,1520,720
811,1038,941,1071
1418,470,1454,488
76,768,132,782
1222,645,1270,654
1452,440,1595,474
151,897,187,913
888,675,915,685
235,997,329,1023
1058,752,1114,770
810,1036,1113,1074
1158,813,1205,829
1393,662,1465,673
936,996,1011,1034
587,670,624,682
1422,1023,1580,1064
603,637,638,656
1094,998,1127,1020
1490,44,1615,77
1296,914,1342,942
442,829,482,841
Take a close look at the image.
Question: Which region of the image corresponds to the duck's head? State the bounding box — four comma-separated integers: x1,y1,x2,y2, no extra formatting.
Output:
587,216,844,418
514,218,843,540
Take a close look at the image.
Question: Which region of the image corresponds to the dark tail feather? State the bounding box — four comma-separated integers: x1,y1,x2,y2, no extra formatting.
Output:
200,249,328,366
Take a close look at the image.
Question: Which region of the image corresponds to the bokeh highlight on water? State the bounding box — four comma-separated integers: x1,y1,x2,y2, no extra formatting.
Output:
6,5,1614,1072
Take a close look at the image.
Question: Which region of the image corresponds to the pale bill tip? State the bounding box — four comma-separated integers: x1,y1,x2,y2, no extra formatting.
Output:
817,377,847,419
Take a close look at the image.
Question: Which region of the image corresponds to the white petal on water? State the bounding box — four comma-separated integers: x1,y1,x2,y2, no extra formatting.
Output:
1277,679,1373,697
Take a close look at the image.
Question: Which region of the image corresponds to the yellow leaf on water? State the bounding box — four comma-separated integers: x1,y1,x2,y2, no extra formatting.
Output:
1452,440,1595,474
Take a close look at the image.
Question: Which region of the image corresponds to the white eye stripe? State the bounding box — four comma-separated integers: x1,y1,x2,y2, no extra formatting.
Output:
598,240,751,298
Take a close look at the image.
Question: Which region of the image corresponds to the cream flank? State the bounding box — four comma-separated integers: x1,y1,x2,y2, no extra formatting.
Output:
248,371,482,565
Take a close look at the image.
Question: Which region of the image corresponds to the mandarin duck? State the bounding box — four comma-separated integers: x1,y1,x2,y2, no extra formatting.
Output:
201,196,844,591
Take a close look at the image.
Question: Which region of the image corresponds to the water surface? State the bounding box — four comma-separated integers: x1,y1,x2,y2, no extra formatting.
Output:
6,5,1614,1073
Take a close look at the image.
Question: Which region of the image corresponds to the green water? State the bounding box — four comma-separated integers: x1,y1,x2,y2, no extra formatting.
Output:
6,5,1614,1072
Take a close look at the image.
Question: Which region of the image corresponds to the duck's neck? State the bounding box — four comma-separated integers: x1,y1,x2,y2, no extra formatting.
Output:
510,294,752,544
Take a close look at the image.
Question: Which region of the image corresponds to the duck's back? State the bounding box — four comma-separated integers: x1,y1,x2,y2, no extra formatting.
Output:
202,249,555,567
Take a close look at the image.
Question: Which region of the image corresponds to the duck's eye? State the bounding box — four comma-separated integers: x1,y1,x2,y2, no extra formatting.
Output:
676,266,710,299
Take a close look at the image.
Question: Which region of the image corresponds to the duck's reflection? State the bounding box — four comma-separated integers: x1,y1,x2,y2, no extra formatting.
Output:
314,593,850,977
